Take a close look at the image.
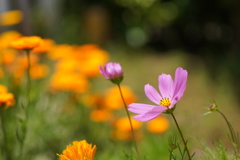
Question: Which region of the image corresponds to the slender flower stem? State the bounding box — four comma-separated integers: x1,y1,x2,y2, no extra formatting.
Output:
170,113,191,160
19,50,31,160
26,50,31,105
0,109,12,160
217,110,239,158
117,84,140,158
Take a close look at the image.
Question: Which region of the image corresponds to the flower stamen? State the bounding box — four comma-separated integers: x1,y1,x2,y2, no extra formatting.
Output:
160,98,171,107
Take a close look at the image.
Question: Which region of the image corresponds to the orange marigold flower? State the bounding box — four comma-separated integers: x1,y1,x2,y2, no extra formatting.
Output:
0,49,17,65
112,117,143,141
30,64,49,79
32,38,55,54
82,94,104,108
47,44,74,60
15,53,39,69
0,31,22,49
0,85,15,109
49,72,89,93
147,117,169,134
104,85,137,110
111,129,143,141
74,44,109,77
55,59,79,73
114,117,142,132
10,36,43,50
57,140,96,160
90,109,113,122
0,10,23,26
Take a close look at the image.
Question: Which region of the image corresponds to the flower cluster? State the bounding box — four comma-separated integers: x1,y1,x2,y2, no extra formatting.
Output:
49,44,109,93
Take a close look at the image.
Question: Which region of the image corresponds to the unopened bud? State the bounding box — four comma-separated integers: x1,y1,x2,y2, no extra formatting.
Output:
209,103,218,112
99,62,123,84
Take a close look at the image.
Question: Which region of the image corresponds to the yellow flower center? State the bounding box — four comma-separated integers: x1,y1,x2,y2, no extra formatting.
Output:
160,98,171,107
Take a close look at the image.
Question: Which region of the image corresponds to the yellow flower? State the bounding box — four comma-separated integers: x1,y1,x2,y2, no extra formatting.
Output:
104,85,137,110
0,10,23,26
57,140,96,160
10,36,43,50
146,117,169,134
0,85,15,109
0,85,8,93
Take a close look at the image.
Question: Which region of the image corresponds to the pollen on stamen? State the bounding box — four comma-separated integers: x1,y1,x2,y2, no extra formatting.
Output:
160,98,171,107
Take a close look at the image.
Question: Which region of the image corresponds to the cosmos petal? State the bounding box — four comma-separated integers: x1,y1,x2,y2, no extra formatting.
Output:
144,84,161,105
128,103,161,114
131,106,167,122
173,67,188,101
158,74,174,98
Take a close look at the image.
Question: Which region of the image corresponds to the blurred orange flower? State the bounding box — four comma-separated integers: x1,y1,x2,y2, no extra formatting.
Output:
146,116,169,134
55,59,79,73
57,140,96,160
74,44,109,77
49,72,89,93
0,85,8,93
112,129,143,141
104,85,137,110
112,117,142,141
0,49,18,65
47,44,74,60
11,53,39,72
0,31,22,49
10,36,43,50
82,94,104,108
30,64,49,79
0,10,23,26
114,117,142,132
5,53,48,82
90,109,113,122
0,85,15,109
32,39,56,54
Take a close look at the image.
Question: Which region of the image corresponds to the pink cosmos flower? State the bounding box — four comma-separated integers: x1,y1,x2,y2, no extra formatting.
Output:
128,67,188,122
99,62,123,84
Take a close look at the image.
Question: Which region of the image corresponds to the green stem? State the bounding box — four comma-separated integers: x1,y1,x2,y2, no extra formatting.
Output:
26,50,31,106
217,110,239,158
0,109,12,160
117,84,140,158
19,49,31,160
170,113,191,160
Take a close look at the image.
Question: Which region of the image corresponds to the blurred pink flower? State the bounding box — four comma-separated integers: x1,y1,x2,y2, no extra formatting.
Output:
99,62,123,84
128,67,188,122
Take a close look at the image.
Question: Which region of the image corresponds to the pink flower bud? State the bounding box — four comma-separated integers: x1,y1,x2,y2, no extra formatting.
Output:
99,62,123,84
